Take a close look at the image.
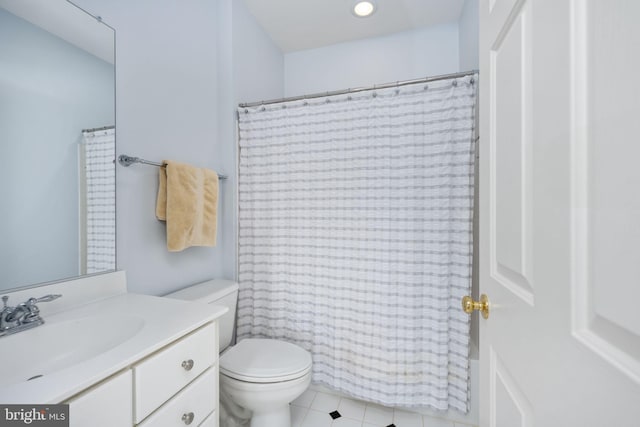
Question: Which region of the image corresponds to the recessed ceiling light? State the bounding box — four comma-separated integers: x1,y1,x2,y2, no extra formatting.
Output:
352,1,377,18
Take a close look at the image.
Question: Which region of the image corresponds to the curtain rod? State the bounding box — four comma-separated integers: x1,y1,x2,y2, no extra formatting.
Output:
82,125,114,133
118,154,228,180
238,69,478,109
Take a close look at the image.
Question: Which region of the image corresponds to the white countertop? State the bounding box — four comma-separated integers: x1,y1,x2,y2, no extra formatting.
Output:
0,293,227,404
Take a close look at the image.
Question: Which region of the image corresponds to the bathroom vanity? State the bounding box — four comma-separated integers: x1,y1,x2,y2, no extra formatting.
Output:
0,272,226,427
66,321,219,427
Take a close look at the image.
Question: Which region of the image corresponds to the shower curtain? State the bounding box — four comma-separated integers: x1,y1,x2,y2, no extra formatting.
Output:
79,127,116,274
237,75,477,412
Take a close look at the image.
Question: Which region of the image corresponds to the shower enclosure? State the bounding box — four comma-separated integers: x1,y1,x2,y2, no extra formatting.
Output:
236,71,477,412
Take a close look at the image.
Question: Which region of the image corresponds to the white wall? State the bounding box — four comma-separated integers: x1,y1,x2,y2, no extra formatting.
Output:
459,0,479,71
70,0,283,295
232,1,284,105
72,0,220,295
217,0,284,280
284,23,459,97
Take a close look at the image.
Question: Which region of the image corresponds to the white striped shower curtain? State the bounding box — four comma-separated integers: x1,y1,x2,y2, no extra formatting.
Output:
79,127,116,274
237,75,477,412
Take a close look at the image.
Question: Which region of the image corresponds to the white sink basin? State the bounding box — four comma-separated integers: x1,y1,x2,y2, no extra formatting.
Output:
0,314,144,387
0,291,226,405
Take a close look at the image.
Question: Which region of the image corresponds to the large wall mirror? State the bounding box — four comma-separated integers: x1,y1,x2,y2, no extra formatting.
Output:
0,0,115,292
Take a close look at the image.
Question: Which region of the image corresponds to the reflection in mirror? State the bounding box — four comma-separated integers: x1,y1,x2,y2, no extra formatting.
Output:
0,0,115,292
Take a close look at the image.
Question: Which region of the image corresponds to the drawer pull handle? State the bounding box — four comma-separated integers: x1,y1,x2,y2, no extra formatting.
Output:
182,412,195,425
181,359,194,371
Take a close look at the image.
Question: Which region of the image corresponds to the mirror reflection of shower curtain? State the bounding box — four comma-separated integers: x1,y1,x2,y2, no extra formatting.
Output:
237,75,477,412
79,127,115,274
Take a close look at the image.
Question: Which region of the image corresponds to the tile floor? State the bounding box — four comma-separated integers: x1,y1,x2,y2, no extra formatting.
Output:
290,389,478,427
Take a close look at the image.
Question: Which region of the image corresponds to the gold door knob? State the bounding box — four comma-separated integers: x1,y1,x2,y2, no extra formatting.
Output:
461,294,490,319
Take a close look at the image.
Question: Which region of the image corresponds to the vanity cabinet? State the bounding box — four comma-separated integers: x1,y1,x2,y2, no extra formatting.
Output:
134,322,218,426
67,370,132,427
138,368,217,427
199,412,218,427
66,322,219,427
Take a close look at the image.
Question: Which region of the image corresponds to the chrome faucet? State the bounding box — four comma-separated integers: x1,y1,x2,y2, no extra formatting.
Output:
0,294,62,337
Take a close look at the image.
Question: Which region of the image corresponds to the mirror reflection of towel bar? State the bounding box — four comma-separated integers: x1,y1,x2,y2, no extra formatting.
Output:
118,154,228,180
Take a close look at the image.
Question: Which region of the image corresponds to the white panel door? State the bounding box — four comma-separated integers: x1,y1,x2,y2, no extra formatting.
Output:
479,0,640,426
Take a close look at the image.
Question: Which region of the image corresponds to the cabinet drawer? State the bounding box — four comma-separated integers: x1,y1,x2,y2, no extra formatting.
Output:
138,367,217,427
134,323,217,422
67,370,132,427
198,411,217,427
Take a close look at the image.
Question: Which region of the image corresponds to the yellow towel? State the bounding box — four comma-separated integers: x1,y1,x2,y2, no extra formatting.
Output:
156,160,218,252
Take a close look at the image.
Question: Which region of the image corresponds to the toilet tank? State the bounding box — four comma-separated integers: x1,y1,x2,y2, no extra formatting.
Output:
165,279,239,351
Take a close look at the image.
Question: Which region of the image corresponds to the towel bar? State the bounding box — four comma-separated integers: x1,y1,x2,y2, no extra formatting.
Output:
118,154,228,180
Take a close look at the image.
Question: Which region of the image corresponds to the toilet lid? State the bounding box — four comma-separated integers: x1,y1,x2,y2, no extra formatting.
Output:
220,339,312,383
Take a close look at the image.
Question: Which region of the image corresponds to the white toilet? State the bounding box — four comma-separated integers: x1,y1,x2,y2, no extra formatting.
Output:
167,280,312,427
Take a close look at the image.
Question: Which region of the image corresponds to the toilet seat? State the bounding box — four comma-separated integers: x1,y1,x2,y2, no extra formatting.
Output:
220,338,312,383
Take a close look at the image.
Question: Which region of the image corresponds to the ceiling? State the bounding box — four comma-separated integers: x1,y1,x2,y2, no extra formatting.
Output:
0,0,114,63
243,0,466,53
